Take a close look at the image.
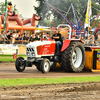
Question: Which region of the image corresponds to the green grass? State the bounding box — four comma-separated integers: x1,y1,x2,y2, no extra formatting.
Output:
0,76,100,87
0,55,26,62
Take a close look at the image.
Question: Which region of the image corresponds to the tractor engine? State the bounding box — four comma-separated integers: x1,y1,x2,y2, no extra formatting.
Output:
26,41,55,58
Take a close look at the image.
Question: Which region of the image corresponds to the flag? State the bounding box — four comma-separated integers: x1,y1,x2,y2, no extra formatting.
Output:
84,0,92,29
4,0,8,30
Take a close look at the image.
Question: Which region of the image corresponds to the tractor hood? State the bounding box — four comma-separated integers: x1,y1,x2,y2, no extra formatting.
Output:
26,40,55,58
26,41,53,48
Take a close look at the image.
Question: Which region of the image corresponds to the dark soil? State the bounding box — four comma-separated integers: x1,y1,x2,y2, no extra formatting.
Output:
0,82,100,100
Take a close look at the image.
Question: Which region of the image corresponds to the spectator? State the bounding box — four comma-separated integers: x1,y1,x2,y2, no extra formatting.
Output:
15,31,21,44
43,32,46,39
5,31,11,44
96,32,100,46
84,36,88,46
6,31,11,40
23,31,26,40
72,35,76,39
35,33,40,41
92,28,99,40
81,36,86,45
12,29,16,33
88,35,94,46
2,31,7,41
30,32,35,38
44,33,50,40
94,41,99,46
30,32,36,42
15,31,20,40
25,33,30,43
16,35,22,44
16,34,20,40
11,30,17,43
0,32,4,44
78,34,81,39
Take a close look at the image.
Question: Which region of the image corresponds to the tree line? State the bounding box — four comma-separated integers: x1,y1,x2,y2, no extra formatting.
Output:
34,0,100,27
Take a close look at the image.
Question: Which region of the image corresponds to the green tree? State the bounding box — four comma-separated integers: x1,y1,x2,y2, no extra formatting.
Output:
0,2,5,14
34,0,100,27
12,4,19,14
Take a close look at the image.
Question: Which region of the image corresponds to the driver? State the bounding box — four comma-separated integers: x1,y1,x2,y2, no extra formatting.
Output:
52,28,63,53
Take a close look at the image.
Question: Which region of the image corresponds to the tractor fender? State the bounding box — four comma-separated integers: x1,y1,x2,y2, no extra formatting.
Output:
61,39,81,52
61,39,71,52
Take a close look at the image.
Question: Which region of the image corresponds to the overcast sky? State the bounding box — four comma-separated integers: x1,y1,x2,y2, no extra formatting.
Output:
0,0,38,18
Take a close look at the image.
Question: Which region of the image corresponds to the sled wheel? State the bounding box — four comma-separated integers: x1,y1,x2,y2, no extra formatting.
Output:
61,42,85,72
15,57,25,72
40,58,50,73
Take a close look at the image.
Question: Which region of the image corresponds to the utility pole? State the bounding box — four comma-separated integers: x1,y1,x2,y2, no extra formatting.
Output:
4,0,8,44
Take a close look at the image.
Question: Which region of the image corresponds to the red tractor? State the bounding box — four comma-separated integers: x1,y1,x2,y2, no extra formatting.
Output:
15,25,86,73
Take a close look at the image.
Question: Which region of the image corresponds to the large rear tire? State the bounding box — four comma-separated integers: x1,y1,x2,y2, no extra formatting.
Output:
61,42,85,72
40,58,50,73
15,57,25,72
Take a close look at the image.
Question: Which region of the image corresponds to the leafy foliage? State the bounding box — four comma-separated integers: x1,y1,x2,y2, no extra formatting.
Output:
0,2,5,14
0,1,19,14
90,19,100,28
34,0,100,26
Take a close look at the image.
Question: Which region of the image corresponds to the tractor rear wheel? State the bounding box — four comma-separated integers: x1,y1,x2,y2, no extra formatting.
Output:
61,42,85,72
15,57,25,72
40,58,50,73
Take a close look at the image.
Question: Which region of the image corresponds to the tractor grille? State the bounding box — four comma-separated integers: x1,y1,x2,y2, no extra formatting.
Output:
27,48,34,52
26,48,35,57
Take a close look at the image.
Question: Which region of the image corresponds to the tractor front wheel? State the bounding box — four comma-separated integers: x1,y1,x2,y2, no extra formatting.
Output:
40,58,50,73
15,57,25,72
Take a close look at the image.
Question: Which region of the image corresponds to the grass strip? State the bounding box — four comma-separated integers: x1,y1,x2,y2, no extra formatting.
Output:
0,76,100,87
0,55,26,62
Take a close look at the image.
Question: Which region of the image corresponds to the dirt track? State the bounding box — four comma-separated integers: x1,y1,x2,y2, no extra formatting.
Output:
1,63,100,100
0,63,100,79
1,82,100,100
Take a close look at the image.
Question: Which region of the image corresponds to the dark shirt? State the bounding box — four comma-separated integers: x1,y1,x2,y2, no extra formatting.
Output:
19,37,22,40
35,36,40,41
23,36,26,40
30,37,35,42
16,37,20,40
30,38,35,42
25,37,29,41
53,33,63,43
6,35,11,40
